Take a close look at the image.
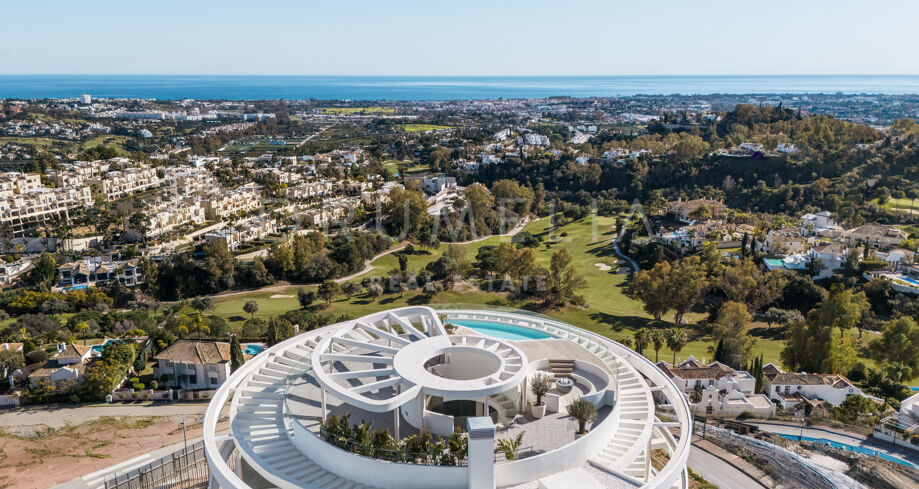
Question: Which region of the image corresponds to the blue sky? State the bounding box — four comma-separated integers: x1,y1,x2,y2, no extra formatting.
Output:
2,0,917,76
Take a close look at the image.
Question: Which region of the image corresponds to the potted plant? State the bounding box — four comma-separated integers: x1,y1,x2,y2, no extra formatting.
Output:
568,398,597,436
530,373,551,418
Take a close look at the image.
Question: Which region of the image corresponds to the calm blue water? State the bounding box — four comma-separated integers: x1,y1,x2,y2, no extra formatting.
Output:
447,319,551,341
2,75,919,100
778,434,917,469
243,344,264,355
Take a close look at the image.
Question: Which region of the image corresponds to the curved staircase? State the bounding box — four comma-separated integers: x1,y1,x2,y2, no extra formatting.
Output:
231,335,379,489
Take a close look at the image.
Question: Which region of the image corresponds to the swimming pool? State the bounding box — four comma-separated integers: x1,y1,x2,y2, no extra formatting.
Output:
243,344,264,355
445,319,552,341
91,339,119,353
778,434,918,469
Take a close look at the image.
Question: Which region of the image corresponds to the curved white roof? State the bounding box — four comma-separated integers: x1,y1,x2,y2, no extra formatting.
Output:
204,306,693,489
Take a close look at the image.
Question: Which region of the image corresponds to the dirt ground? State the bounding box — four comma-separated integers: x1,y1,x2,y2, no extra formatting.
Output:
0,413,229,489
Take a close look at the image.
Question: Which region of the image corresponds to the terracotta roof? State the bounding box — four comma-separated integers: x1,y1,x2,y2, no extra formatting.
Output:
658,360,736,380
56,344,92,360
769,372,851,387
153,340,231,364
762,363,783,380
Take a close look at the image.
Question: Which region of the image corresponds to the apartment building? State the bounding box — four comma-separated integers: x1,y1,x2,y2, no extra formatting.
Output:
0,185,93,237
135,197,207,239
98,166,160,200
204,216,278,251
202,183,263,219
0,172,41,197
164,167,218,196
284,180,334,201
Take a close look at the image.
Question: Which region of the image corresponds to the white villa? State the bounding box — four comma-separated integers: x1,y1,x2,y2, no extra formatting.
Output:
762,363,874,412
153,340,232,390
203,307,692,489
656,357,774,418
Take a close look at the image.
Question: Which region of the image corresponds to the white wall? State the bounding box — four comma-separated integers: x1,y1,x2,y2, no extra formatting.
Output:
290,418,467,489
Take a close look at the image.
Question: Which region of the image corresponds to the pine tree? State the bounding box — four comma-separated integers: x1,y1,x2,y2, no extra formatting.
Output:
230,335,245,372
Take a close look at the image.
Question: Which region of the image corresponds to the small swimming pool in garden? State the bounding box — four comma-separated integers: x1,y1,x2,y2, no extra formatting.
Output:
91,339,119,353
445,319,552,341
243,344,265,355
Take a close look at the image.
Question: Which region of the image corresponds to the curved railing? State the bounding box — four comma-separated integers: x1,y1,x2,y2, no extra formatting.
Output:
204,307,691,489
438,308,691,489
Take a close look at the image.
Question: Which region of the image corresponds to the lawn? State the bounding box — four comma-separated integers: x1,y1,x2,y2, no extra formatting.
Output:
871,197,919,215
396,124,453,132
210,215,826,368
80,135,133,153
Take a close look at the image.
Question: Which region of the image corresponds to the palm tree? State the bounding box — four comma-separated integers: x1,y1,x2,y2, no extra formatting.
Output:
75,321,89,345
650,330,665,362
666,327,689,365
180,313,210,341
633,328,651,356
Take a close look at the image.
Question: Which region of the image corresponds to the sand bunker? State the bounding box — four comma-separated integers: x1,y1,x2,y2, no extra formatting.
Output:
270,294,295,299
594,262,612,271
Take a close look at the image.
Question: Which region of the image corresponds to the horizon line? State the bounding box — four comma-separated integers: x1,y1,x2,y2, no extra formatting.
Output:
3,73,919,78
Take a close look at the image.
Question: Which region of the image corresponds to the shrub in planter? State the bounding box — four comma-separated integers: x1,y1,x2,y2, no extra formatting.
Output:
530,372,552,418
567,398,597,435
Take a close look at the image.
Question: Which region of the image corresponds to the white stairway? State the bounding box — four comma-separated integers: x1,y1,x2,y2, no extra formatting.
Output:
588,361,654,475
232,338,377,489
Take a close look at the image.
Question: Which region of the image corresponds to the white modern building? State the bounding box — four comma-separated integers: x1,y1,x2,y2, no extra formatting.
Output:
204,307,692,489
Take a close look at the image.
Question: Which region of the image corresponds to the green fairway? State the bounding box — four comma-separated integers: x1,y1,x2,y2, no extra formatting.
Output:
209,215,885,369
396,124,453,132
872,197,919,214
320,107,395,114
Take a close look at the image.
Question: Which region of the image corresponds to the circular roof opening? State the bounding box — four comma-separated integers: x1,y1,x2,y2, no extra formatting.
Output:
426,348,501,381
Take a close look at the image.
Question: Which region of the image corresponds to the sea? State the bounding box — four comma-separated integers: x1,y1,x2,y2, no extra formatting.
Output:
1,75,919,101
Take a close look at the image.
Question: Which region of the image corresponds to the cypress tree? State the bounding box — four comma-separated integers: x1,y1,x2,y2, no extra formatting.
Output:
712,338,726,364
740,232,749,258
230,335,245,372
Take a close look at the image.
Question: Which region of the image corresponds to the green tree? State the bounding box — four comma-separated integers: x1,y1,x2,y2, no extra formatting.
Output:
25,253,57,291
633,328,651,355
318,280,341,305
230,335,245,372
298,288,315,308
669,256,708,324
547,248,587,308
626,261,671,321
650,330,665,362
712,301,754,368
243,300,259,318
666,328,689,365
869,316,919,372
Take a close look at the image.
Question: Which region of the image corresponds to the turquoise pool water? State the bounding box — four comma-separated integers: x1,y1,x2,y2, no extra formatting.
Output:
778,434,917,469
243,344,264,355
446,319,552,341
91,339,118,353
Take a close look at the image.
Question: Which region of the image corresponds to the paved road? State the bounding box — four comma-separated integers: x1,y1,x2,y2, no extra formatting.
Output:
688,443,767,489
611,237,639,271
